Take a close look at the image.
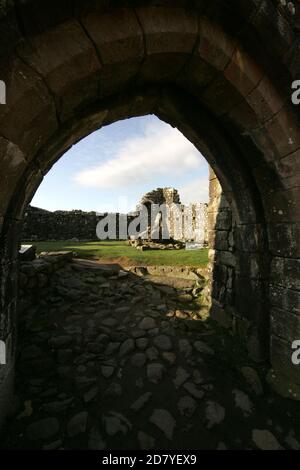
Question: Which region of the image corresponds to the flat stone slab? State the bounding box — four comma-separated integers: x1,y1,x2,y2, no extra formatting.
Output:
41,251,73,262
72,259,120,273
19,245,36,261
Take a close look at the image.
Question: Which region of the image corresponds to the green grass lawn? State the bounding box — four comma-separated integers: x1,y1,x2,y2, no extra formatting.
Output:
23,240,209,267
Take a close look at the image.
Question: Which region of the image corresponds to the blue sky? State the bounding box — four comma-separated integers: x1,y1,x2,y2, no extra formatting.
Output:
31,115,209,213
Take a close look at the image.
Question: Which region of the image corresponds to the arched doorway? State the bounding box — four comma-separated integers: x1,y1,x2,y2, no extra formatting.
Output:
0,1,299,431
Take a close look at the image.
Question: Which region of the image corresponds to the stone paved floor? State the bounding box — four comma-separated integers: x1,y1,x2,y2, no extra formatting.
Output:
1,260,300,450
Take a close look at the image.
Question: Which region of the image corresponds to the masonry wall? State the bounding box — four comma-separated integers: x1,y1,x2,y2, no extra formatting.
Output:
22,207,139,241
22,206,102,241
22,201,209,244
207,170,270,365
18,251,73,312
207,169,235,328
138,188,209,244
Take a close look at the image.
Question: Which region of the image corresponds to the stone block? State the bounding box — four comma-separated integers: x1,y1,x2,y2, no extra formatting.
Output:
18,245,36,262
234,316,268,362
83,8,143,97
234,224,264,253
176,54,216,98
42,251,73,263
213,250,236,268
0,219,23,262
269,223,300,257
214,210,232,231
234,276,265,323
0,138,27,218
128,91,160,119
267,368,300,401
137,7,198,55
224,99,258,132
0,55,57,155
0,262,18,331
265,106,300,158
103,96,133,127
210,230,229,251
271,257,300,290
82,8,143,64
207,211,217,230
137,7,198,83
224,46,263,97
273,148,300,190
246,75,284,123
211,263,229,306
265,187,300,223
270,284,300,315
271,307,300,342
198,17,236,71
200,74,242,117
235,251,265,280
18,19,101,121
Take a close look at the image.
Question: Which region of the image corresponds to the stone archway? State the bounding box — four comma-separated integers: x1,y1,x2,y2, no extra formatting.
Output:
0,0,300,429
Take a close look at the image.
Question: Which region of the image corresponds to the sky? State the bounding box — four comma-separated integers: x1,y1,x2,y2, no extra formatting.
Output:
31,115,209,213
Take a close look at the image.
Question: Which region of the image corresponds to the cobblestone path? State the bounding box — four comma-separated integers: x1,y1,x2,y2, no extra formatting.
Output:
1,260,300,450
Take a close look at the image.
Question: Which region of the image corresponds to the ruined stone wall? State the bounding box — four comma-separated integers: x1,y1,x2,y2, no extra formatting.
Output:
140,188,181,207
138,188,209,244
22,206,102,241
18,252,73,312
207,169,235,329
23,191,209,244
207,171,269,365
182,203,208,245
22,206,138,241
0,252,73,428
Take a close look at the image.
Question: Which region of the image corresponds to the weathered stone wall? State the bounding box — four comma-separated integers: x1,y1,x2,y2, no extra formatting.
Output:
182,203,208,245
22,206,102,241
207,170,271,365
138,187,209,244
207,169,298,390
22,206,139,241
0,251,73,430
22,189,209,244
18,252,73,312
140,188,181,207
207,170,234,327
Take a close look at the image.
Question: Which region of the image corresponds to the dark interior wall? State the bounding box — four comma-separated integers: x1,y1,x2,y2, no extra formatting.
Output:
207,169,270,363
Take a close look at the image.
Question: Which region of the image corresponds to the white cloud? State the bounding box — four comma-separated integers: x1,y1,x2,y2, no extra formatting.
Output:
73,121,206,188
179,177,209,205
